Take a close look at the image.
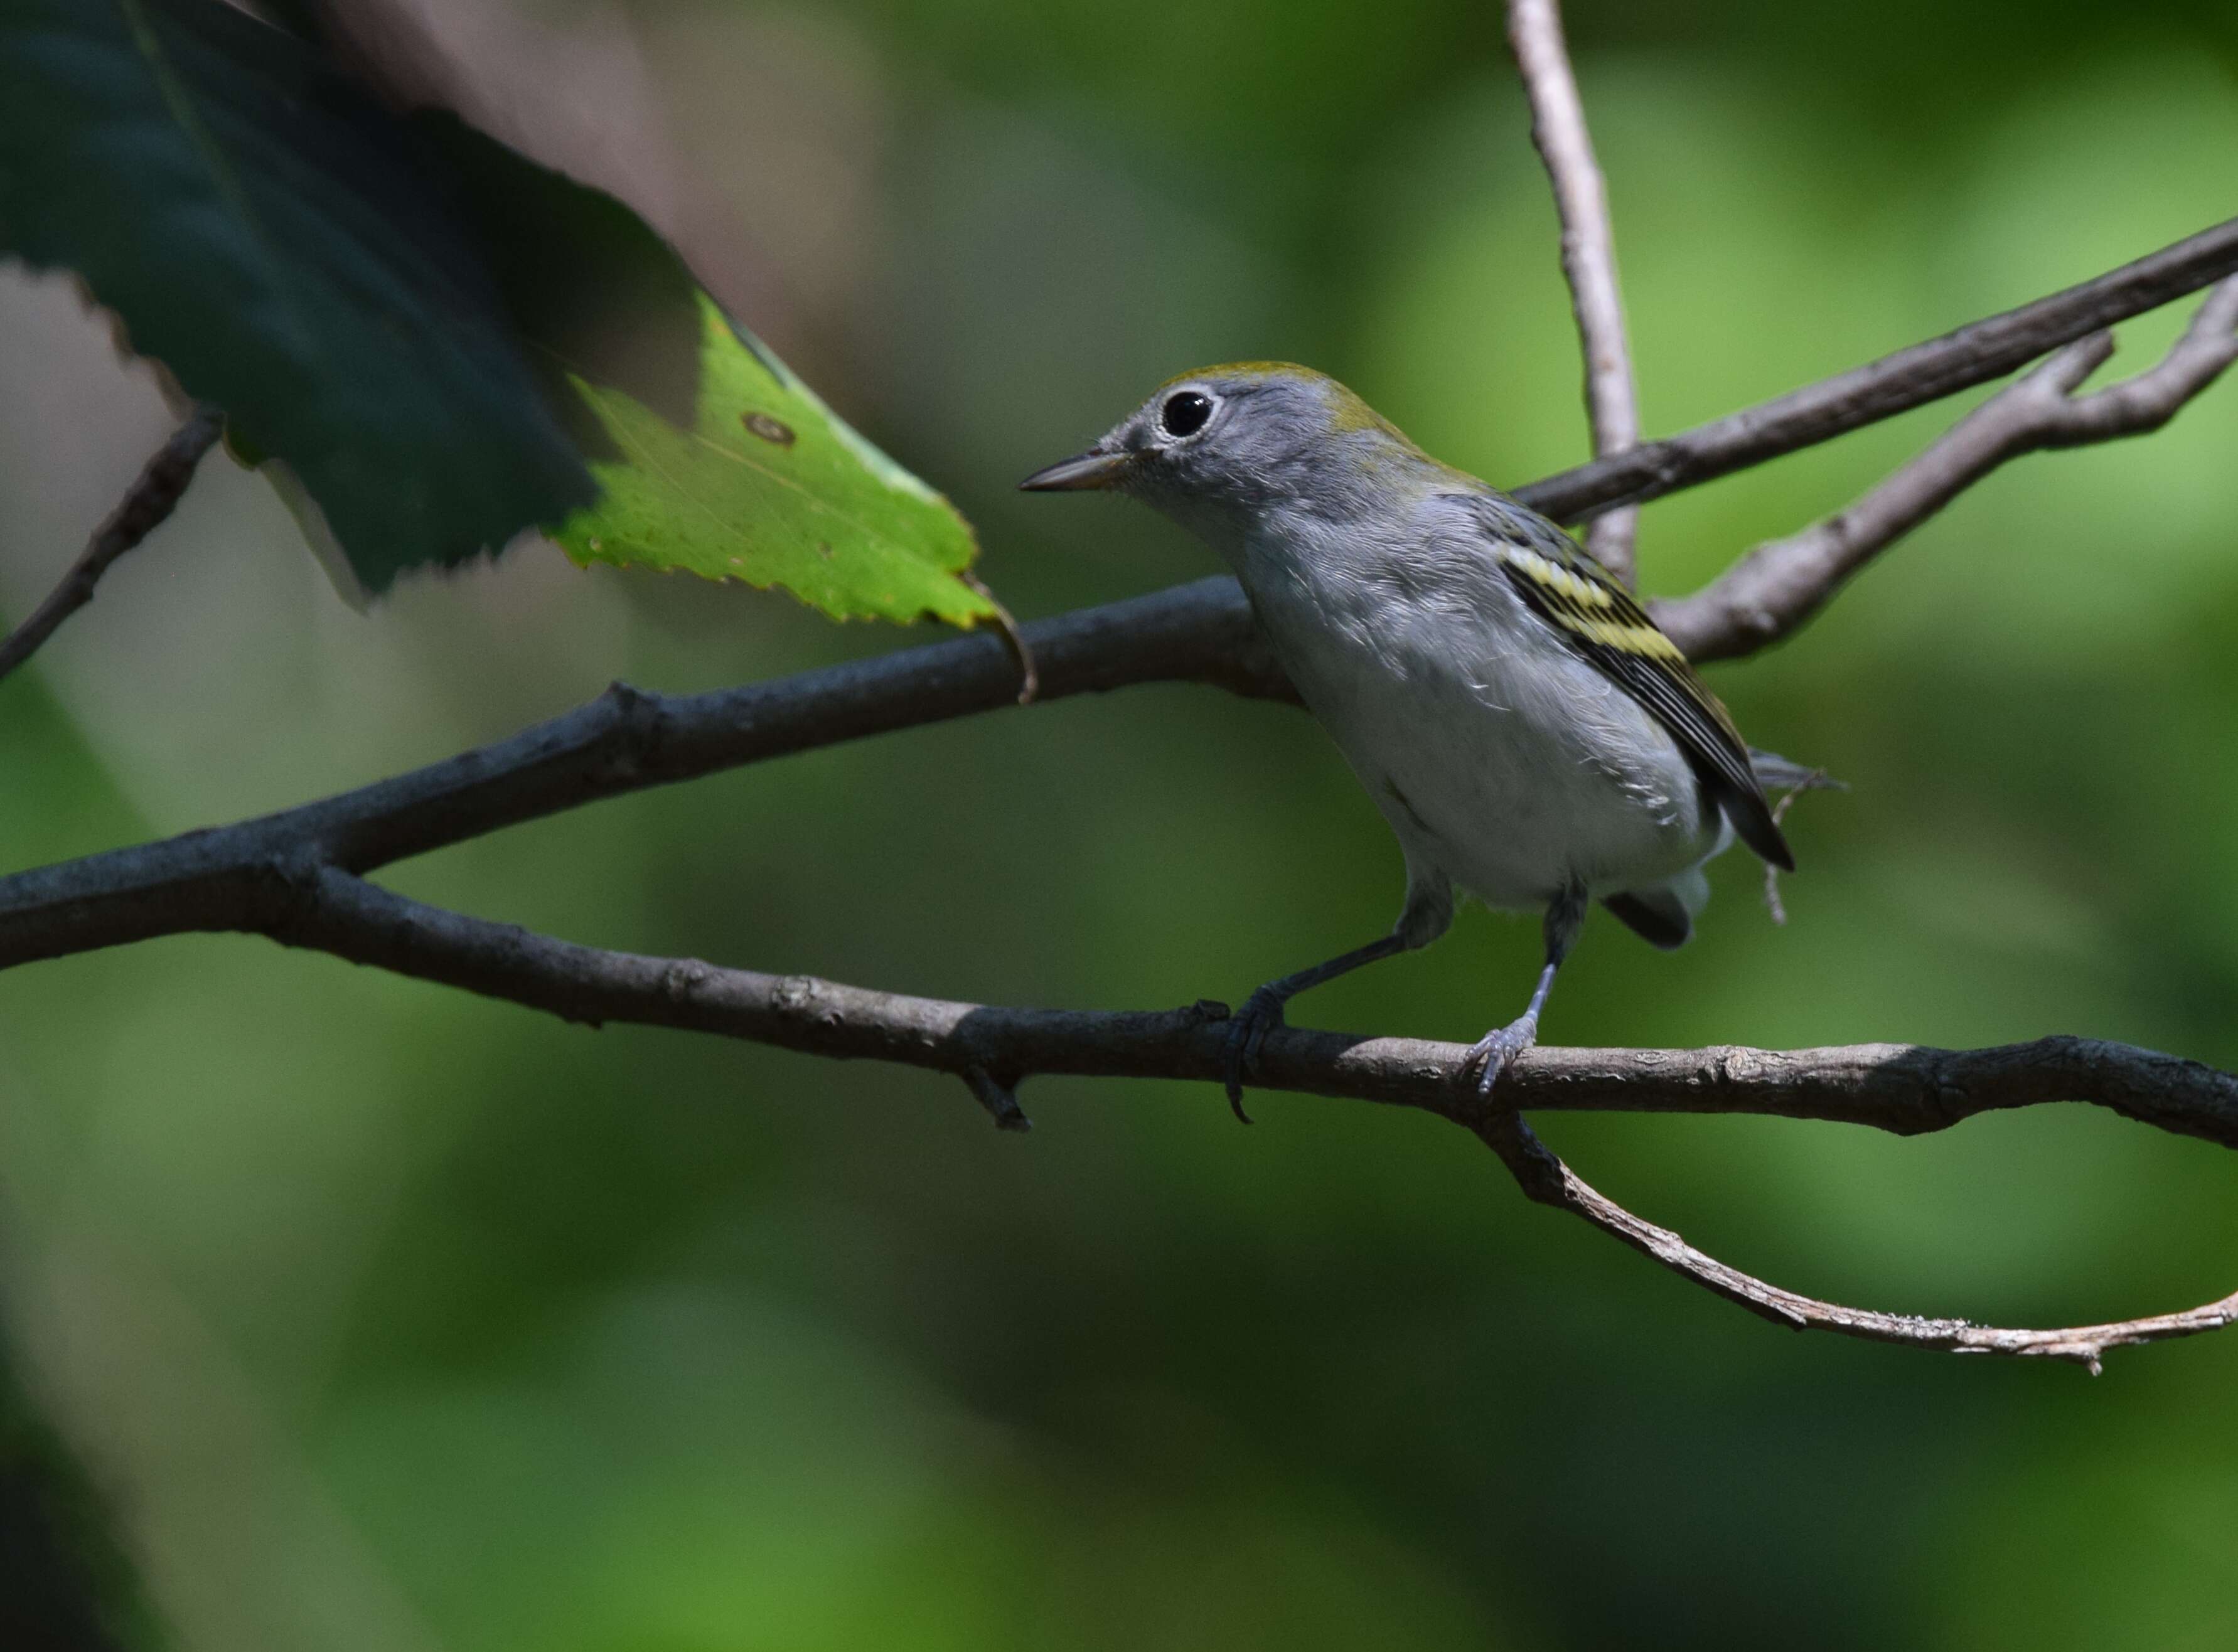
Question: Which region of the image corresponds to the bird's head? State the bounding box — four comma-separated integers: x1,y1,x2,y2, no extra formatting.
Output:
1019,363,1442,541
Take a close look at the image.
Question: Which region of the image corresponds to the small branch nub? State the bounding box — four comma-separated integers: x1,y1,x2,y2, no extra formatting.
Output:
964,1067,1032,1132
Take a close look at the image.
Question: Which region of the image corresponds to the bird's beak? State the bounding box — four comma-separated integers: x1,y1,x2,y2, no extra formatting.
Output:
1017,447,1132,492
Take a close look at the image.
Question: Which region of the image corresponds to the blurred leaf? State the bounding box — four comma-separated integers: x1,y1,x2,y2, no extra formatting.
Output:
0,1321,159,1651
416,111,705,443
0,0,596,592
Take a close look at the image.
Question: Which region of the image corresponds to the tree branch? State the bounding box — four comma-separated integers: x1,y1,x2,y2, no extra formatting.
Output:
255,867,2238,1148
0,405,223,684
1520,215,2238,523
244,865,2238,1370
1506,0,1642,580
7,228,2238,1366
0,578,1286,971
11,226,2230,973
1657,276,2238,660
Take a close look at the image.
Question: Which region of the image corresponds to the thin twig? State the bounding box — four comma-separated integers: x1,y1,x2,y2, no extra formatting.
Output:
1507,0,1641,580
1657,277,2238,661
1759,770,1826,925
1474,1112,2238,1373
0,405,224,684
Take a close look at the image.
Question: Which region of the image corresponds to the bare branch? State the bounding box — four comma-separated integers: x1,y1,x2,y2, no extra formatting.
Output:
6,230,2232,974
251,868,2238,1148
0,223,2215,733
1475,1112,2238,1373
1759,769,1827,925
0,405,223,683
3,231,2237,1363
0,581,1286,974
1519,215,2238,525
242,866,2238,1368
1658,277,2238,661
1506,0,1641,579
6,685,2234,1369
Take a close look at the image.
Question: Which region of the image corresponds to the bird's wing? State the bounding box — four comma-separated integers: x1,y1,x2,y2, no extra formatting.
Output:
1440,491,1794,871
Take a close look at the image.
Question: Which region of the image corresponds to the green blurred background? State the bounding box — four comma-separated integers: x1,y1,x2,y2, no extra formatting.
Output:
4,0,2238,1644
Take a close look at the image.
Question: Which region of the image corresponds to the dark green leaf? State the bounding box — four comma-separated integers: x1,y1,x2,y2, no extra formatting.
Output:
0,0,594,591
0,1,991,622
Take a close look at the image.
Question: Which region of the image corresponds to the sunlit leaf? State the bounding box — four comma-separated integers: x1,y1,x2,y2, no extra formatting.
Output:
417,118,993,626
546,299,995,626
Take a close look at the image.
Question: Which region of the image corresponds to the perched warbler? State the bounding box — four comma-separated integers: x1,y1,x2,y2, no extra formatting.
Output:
1022,363,1800,1121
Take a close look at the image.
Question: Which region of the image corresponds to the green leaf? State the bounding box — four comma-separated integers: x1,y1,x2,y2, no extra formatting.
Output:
0,1,992,624
418,117,994,627
547,297,996,626
0,0,596,591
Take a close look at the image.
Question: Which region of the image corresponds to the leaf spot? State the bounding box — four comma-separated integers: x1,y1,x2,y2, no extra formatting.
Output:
742,412,796,446
816,541,834,560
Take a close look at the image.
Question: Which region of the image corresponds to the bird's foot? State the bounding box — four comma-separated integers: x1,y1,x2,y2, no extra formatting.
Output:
1221,986,1288,1124
1460,1012,1540,1099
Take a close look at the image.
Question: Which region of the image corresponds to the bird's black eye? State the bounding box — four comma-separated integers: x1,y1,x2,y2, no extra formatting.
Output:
1160,390,1213,437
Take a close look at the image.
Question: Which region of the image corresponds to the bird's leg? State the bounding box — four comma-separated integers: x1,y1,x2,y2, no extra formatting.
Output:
1224,934,1407,1122
1463,881,1588,1098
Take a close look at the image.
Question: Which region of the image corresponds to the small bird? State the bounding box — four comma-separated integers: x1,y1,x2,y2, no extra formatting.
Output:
1022,363,1797,1119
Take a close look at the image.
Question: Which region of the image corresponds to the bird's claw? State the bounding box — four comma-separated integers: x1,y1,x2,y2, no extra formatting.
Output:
1461,1013,1540,1099
1222,988,1287,1124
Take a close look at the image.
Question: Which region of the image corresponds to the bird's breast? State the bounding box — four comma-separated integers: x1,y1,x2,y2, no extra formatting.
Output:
1236,533,1723,906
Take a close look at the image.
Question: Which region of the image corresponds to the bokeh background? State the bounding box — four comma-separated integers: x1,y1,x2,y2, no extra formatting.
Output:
5,0,2238,1644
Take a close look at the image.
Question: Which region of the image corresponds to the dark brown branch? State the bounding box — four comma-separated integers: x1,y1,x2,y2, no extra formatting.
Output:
9,227,2236,970
256,867,2238,1146
254,866,2238,1369
0,578,1283,970
6,230,2238,1366
1506,0,1641,580
1475,1112,2238,1373
1518,215,2238,523
1658,277,2238,660
0,405,223,683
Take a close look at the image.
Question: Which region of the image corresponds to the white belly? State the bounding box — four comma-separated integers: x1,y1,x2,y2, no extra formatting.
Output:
1248,558,1726,911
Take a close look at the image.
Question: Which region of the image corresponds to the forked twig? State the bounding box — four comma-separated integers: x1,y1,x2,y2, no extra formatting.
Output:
1657,277,2238,661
